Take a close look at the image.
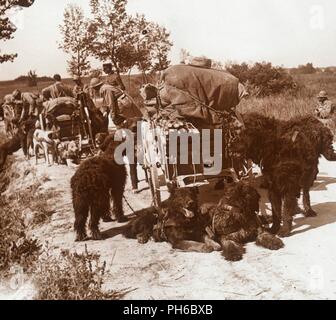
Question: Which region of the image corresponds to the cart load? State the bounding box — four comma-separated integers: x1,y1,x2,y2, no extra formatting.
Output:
150,64,247,128
42,97,78,119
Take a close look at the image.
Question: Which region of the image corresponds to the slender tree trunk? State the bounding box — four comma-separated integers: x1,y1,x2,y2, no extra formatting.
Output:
111,60,126,90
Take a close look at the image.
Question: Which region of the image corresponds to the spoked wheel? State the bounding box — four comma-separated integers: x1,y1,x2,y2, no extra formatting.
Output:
147,163,161,208
141,121,162,209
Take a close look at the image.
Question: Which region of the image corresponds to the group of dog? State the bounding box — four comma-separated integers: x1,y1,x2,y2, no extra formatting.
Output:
0,116,80,172
69,111,336,261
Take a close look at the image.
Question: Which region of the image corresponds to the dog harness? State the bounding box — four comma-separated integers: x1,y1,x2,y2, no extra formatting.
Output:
206,204,242,239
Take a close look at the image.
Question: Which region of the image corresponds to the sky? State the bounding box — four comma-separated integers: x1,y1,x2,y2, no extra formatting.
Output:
0,0,335,80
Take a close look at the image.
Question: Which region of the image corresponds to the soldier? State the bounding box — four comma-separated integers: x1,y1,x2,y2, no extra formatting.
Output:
315,91,335,119
89,77,126,126
42,74,73,100
12,89,38,122
103,63,125,90
90,77,143,192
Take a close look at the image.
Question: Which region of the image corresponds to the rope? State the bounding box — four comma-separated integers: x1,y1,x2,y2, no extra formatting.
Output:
123,194,136,214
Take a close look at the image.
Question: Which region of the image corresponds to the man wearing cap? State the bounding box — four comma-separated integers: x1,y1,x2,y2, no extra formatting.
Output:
42,74,73,100
315,91,335,119
90,77,143,191
90,77,126,126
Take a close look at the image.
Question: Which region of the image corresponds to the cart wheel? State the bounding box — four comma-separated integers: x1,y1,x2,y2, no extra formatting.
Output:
141,121,162,208
147,164,161,208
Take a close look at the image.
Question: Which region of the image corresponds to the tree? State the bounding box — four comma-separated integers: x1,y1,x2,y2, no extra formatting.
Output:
0,0,35,63
294,62,316,75
131,15,172,74
88,0,134,89
27,69,37,87
180,48,191,64
226,61,297,96
88,0,173,87
59,4,93,78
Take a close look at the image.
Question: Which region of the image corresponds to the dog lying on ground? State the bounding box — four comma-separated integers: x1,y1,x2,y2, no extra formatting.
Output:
199,182,284,261
232,113,336,237
57,140,80,167
33,129,59,166
70,134,127,241
122,187,220,252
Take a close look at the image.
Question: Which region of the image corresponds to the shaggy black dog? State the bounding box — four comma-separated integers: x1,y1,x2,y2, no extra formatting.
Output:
0,118,34,171
70,135,127,241
0,133,21,171
122,187,220,252
199,182,284,261
232,112,336,237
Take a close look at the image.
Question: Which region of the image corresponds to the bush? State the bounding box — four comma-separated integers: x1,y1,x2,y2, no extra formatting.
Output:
291,63,317,75
226,62,297,97
34,246,124,300
0,194,41,274
0,164,56,275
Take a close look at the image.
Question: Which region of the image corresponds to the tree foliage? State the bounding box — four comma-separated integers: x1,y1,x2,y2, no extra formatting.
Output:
226,62,297,96
88,0,172,82
0,0,35,63
130,14,172,73
292,62,317,75
27,69,37,86
59,4,93,77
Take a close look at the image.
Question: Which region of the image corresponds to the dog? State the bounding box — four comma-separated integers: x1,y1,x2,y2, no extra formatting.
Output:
57,140,80,167
122,187,220,252
70,134,127,241
0,120,34,171
232,112,336,237
95,132,109,149
199,182,284,261
0,133,22,172
20,116,38,159
33,129,59,166
96,130,140,192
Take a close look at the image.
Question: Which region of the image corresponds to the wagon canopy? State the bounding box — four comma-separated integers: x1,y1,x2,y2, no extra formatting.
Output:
158,64,246,127
42,97,78,118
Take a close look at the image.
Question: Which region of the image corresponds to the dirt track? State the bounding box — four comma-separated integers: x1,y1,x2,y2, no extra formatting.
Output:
1,121,336,300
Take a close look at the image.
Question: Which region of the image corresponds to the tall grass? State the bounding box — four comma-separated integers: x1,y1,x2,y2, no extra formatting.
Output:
34,246,126,300
238,94,314,120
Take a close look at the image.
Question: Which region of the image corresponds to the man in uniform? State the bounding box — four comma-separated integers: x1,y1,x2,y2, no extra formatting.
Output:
90,77,143,192
42,74,73,100
12,89,39,122
90,77,126,126
103,63,125,90
315,90,335,119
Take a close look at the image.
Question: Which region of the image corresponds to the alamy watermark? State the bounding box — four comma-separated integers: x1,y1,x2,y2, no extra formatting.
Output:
112,122,235,176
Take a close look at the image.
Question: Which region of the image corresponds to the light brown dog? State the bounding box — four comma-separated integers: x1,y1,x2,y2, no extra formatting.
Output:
33,129,58,166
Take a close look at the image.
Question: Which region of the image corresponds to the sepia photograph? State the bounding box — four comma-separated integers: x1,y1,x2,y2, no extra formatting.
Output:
0,0,336,304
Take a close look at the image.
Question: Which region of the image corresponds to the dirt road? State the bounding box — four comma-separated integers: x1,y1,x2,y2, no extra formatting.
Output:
1,123,336,300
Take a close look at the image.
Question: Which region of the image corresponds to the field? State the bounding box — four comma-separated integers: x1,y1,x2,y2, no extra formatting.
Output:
2,72,336,120
0,74,148,105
